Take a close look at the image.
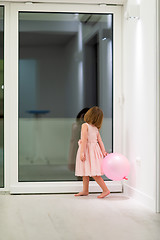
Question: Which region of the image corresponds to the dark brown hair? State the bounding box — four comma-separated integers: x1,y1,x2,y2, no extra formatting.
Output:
84,106,103,130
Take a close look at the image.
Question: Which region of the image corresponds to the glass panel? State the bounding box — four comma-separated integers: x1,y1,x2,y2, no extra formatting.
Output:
0,6,4,187
18,12,113,182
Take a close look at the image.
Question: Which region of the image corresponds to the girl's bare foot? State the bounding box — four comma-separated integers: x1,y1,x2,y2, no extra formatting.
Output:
97,190,110,198
75,191,89,196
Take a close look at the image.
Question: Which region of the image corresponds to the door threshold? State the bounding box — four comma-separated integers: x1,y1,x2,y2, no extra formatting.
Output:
10,181,122,194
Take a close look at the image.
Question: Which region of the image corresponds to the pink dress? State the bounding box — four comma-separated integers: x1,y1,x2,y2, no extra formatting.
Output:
75,123,105,176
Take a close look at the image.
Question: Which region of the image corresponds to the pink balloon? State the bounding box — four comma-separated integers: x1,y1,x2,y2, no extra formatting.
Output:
102,153,130,181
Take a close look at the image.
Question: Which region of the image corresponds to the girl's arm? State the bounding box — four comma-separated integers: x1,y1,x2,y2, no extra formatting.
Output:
97,131,108,157
80,123,88,161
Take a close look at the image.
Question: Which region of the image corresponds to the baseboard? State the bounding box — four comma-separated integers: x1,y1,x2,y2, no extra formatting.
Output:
123,183,156,211
9,181,122,194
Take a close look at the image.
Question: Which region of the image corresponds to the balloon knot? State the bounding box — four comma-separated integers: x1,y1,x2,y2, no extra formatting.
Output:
123,177,128,180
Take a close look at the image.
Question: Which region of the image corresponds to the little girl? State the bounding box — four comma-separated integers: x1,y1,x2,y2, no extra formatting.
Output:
75,106,110,198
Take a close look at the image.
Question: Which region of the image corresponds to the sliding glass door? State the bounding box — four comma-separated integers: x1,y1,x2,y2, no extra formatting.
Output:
18,12,113,182
9,3,122,193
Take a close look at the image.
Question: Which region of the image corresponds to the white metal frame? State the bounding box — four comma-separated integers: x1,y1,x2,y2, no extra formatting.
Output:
1,2,122,193
0,2,11,192
156,0,160,213
2,0,127,4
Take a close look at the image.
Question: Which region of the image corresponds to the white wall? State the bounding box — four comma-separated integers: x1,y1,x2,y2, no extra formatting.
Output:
123,0,157,211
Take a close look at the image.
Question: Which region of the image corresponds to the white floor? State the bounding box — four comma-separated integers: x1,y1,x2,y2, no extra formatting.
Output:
0,193,160,240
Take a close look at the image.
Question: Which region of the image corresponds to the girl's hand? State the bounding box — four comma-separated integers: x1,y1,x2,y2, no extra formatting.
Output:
103,151,108,157
80,152,86,161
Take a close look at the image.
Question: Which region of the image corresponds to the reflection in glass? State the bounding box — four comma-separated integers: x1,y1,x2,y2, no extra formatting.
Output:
0,7,4,187
68,108,89,172
18,12,113,182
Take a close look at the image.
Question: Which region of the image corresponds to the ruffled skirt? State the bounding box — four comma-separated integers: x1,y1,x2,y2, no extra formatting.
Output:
75,141,104,176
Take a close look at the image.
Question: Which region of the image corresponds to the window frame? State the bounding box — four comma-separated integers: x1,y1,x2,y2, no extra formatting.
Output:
3,2,122,193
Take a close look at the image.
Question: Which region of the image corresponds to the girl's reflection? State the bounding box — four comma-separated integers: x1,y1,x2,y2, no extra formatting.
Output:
68,108,89,172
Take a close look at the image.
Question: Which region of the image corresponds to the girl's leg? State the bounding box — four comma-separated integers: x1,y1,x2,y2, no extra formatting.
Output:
92,176,110,198
75,176,89,196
